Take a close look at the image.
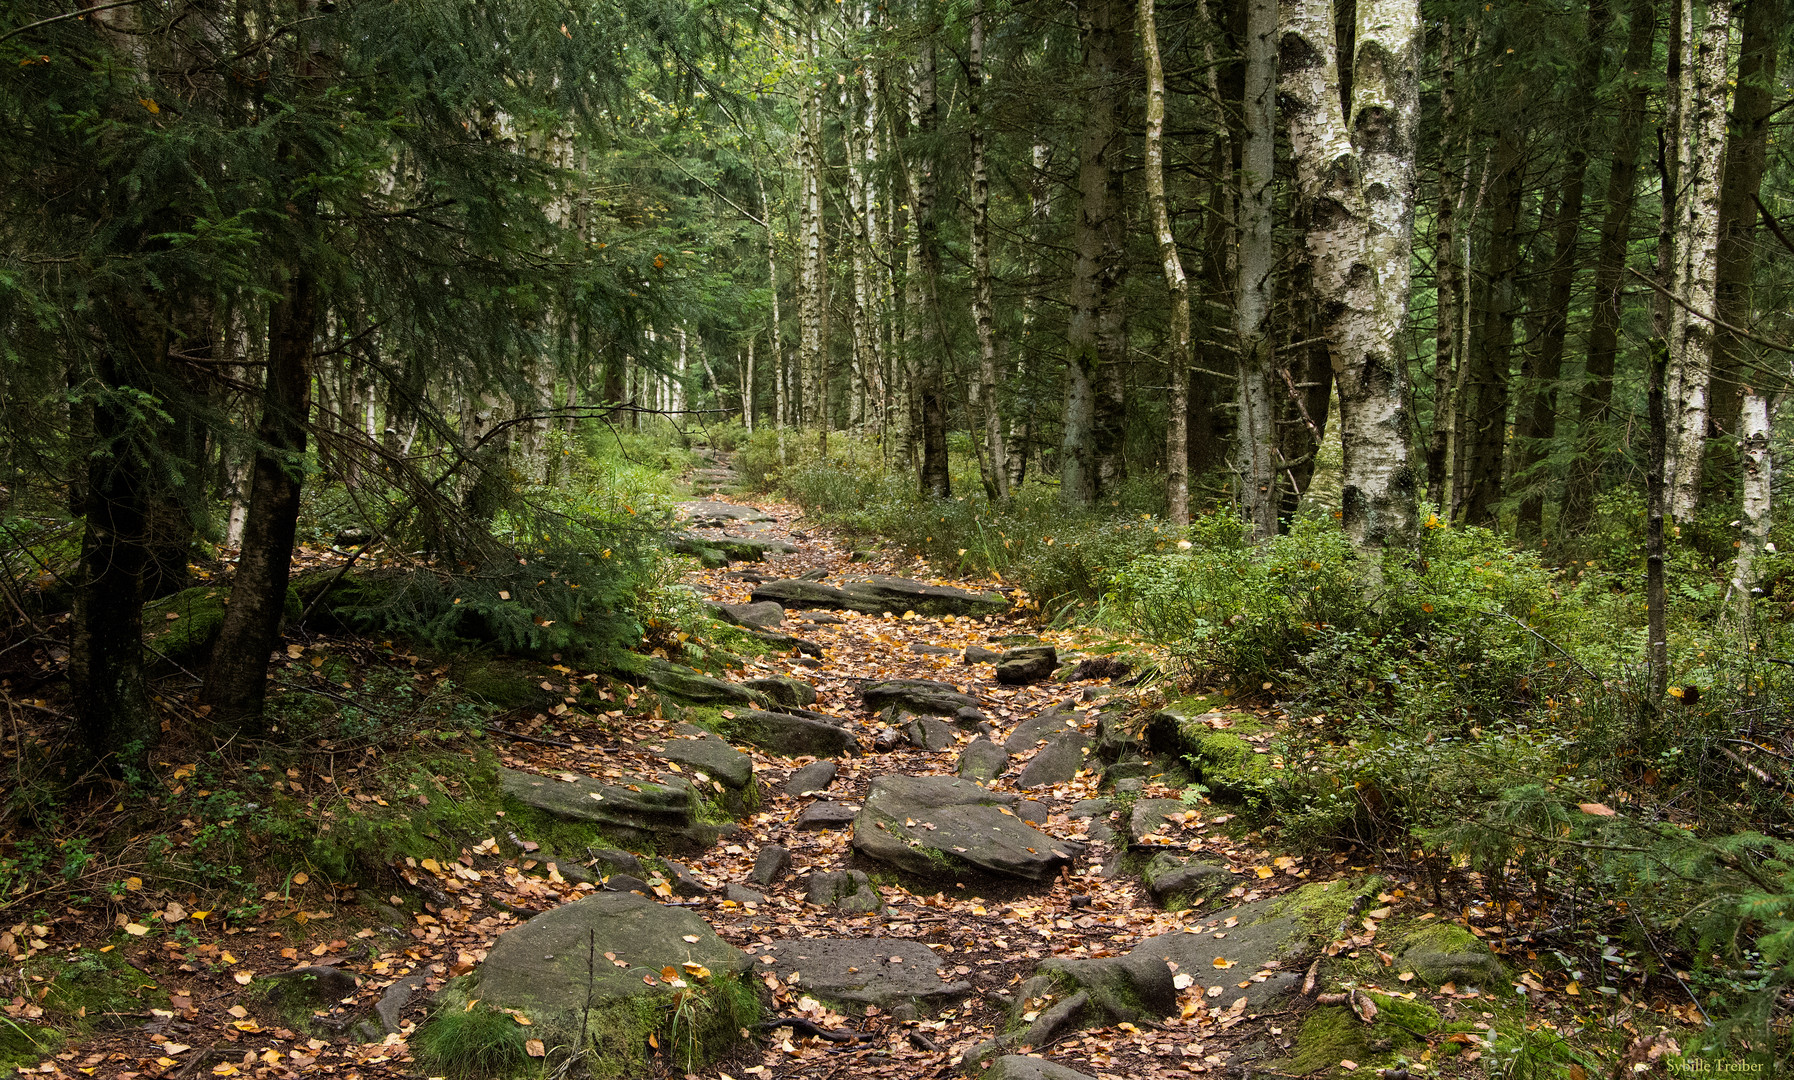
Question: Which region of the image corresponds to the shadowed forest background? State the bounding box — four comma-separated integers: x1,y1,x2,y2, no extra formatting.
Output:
6,0,1794,1076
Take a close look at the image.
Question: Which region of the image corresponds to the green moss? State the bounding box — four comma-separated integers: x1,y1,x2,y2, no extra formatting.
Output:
1269,877,1388,940
23,947,152,1027
452,658,561,712
143,586,229,676
417,974,759,1080
0,1018,63,1076
1283,993,1441,1076
1393,921,1506,988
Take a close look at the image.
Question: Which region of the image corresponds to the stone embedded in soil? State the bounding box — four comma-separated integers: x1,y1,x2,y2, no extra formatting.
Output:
1394,922,1506,988
861,678,982,717
782,759,838,796
1016,731,1090,789
795,801,861,830
995,645,1058,685
663,859,711,897
639,659,764,708
750,845,792,886
796,610,846,625
1128,798,1190,843
719,708,856,758
500,766,705,845
903,716,960,751
723,883,765,904
255,966,359,1014
1131,911,1306,1013
1004,706,1080,753
983,1055,1098,1080
676,500,774,527
963,645,1001,664
742,675,818,707
750,575,1008,618
651,730,754,792
673,533,797,563
851,774,1082,881
602,873,649,895
588,848,644,878
1141,853,1235,909
805,869,883,913
470,891,748,1015
955,737,1010,782
1004,950,1177,1046
760,938,973,1017
706,600,786,628
748,629,824,657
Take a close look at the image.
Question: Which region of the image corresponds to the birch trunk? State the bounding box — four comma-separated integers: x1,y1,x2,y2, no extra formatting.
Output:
1423,17,1460,511
1280,0,1421,549
798,19,827,432
1728,387,1773,622
1008,135,1053,492
969,0,1008,500
1235,0,1277,538
1665,0,1732,522
743,339,755,431
1140,0,1190,525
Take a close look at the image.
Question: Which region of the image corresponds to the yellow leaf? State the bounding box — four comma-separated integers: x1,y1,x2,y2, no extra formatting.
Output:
683,962,711,979
139,97,159,113
233,971,254,985
525,1038,546,1057
123,923,149,936
1212,957,1236,969
291,872,309,885
420,858,442,873
510,1011,533,1026
125,876,142,891
1255,866,1275,879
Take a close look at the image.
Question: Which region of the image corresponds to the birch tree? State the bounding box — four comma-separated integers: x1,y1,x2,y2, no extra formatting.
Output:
1279,0,1421,549
1235,0,1278,538
1139,0,1192,526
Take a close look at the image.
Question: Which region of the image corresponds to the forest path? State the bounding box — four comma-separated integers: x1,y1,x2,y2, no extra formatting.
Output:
608,450,1312,1079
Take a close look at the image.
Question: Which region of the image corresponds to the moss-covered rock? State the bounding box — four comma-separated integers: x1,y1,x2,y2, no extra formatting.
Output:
1394,921,1506,989
451,657,563,712
1268,876,1389,940
142,584,297,677
1281,993,1442,1076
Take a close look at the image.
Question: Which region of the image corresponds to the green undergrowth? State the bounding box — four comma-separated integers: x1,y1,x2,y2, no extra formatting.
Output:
1282,993,1443,1077
415,975,760,1080
0,947,150,1075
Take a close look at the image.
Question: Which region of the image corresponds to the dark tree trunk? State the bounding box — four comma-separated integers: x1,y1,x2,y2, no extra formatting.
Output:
69,349,157,770
1462,129,1525,526
1515,0,1611,539
1060,0,1131,506
202,272,316,730
1561,0,1657,531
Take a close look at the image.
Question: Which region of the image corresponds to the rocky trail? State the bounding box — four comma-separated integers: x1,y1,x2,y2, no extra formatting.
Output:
16,453,1513,1080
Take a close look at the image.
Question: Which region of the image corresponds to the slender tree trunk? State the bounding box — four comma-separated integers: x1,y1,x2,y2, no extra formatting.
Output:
969,0,1008,500
1462,129,1525,526
1424,17,1460,511
1234,0,1278,537
759,169,789,453
798,20,827,433
1140,0,1193,526
1728,386,1774,622
1515,0,1610,538
1562,0,1657,530
1710,0,1780,460
1648,338,1670,700
1665,0,1733,521
1061,0,1131,507
744,338,755,431
905,13,950,498
1280,0,1421,549
1008,135,1052,493
202,270,316,731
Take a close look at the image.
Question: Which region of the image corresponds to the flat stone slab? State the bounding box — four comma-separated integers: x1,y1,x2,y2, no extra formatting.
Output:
720,709,855,758
986,1056,1097,1080
1131,914,1306,1013
742,675,818,707
957,738,1010,782
1005,706,1081,753
761,938,972,1016
675,500,774,526
903,716,960,750
472,891,748,1014
639,660,762,707
996,645,1058,685
852,775,1082,881
805,869,882,913
751,575,1008,618
706,600,785,629
795,800,861,830
651,731,753,791
862,678,982,717
501,766,696,837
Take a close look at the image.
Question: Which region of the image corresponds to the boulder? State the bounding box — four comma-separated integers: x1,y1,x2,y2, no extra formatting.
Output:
718,709,855,758
1004,707,1080,754
651,731,754,793
1131,916,1304,1014
723,884,765,905
795,801,861,831
750,576,1007,618
984,1056,1097,1080
1067,799,1117,845
954,705,993,728
782,760,837,797
1394,922,1506,988
706,600,786,629
469,891,749,1017
742,675,818,707
995,645,1058,685
955,738,1010,783
673,533,797,563
750,846,792,887
663,859,711,897
963,645,1001,664
805,870,883,914
748,629,824,657
1067,656,1132,682
852,775,1082,881
760,939,971,1018
1141,854,1234,909
589,848,643,879
903,716,960,751
1016,732,1090,789
861,678,982,717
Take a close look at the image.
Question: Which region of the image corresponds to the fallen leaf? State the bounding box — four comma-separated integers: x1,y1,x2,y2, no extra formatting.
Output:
525,1039,546,1058
1579,803,1617,816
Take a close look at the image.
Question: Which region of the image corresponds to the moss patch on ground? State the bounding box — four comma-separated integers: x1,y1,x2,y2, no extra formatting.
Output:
0,1019,64,1077
1268,876,1388,940
1283,992,1443,1076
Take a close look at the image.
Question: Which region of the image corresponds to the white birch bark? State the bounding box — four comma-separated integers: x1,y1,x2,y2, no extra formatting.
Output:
1666,0,1734,521
1727,386,1773,621
1140,0,1193,526
1280,0,1421,549
969,0,1008,499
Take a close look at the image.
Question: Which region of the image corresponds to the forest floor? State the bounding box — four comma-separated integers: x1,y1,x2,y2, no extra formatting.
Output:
2,455,1686,1080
